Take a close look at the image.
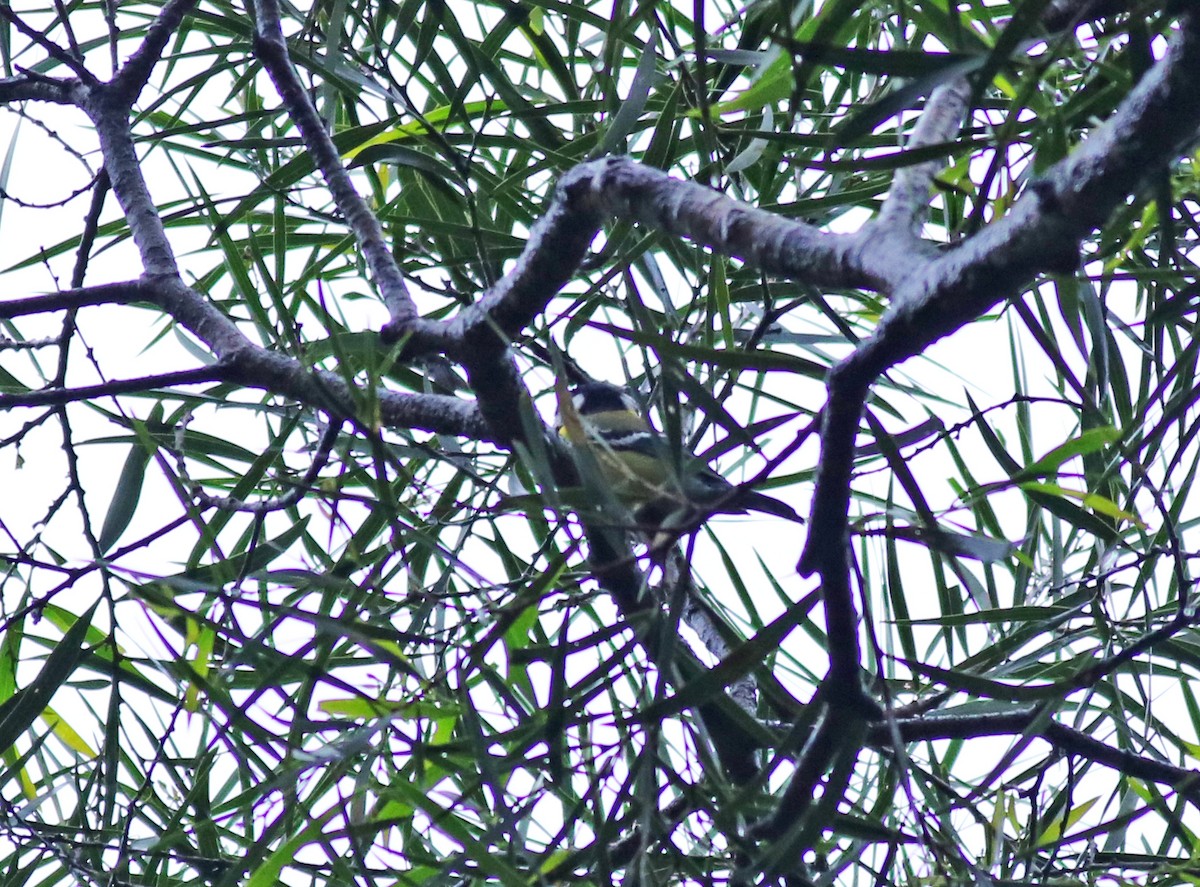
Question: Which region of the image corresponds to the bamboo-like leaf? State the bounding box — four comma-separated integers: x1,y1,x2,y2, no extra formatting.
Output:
0,604,97,753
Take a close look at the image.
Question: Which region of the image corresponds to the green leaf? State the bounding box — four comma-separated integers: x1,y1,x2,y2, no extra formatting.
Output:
1013,426,1121,481
0,603,97,753
97,441,153,555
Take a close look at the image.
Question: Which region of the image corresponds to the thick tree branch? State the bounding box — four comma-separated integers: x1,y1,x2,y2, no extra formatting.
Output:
553,156,887,293
0,7,361,442
873,79,972,240
85,93,180,277
427,168,608,351
251,0,420,334
251,0,553,450
0,282,491,443
110,0,197,101
799,11,1200,693
0,281,150,318
860,15,1200,383
0,74,84,104
216,342,491,440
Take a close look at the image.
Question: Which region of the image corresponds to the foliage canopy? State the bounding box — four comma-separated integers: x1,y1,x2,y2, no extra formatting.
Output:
2,1,1200,885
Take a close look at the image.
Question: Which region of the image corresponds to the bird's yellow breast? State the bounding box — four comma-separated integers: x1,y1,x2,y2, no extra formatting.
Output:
561,412,678,504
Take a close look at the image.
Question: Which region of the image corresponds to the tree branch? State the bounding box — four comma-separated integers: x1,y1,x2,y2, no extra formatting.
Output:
0,4,96,84
0,281,149,319
109,0,198,102
0,366,229,410
0,73,84,105
550,156,887,294
799,9,1200,692
251,0,419,333
873,79,972,239
877,709,1200,802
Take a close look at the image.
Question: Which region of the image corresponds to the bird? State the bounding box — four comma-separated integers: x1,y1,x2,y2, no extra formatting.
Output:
556,379,803,529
